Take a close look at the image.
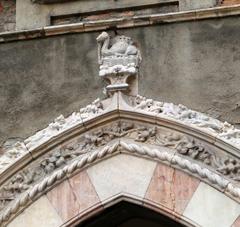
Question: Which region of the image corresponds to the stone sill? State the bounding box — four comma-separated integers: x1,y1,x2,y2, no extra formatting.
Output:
0,4,240,43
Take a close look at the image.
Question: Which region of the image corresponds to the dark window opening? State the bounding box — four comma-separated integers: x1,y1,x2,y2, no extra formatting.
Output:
77,201,186,227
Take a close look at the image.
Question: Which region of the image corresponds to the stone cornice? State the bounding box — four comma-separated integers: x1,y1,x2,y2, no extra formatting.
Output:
1,5,240,43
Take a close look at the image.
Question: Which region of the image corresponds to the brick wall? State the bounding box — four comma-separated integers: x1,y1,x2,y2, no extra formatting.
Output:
0,0,16,32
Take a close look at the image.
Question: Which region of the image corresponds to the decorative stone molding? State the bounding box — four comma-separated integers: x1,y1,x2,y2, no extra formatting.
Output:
0,143,28,173
0,97,107,178
1,119,240,222
1,141,240,226
134,95,226,133
0,34,239,162
0,121,157,211
1,31,240,226
155,132,240,182
1,119,238,197
25,98,104,151
132,94,240,149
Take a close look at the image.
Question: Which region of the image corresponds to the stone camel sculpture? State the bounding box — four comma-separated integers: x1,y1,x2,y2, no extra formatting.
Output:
96,31,141,64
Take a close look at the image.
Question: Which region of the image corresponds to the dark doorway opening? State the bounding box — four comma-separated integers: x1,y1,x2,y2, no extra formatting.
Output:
77,201,186,227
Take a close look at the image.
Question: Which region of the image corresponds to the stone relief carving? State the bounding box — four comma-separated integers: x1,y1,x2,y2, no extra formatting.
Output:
97,32,141,94
217,159,240,181
1,31,240,224
81,122,156,147
23,98,103,152
0,142,28,174
0,169,39,210
1,121,240,213
134,95,230,133
2,141,240,226
219,124,240,147
79,98,104,119
97,31,141,66
0,121,157,211
156,132,240,181
134,94,240,147
1,110,240,212
40,151,66,174
156,133,218,166
2,32,240,178
0,150,84,211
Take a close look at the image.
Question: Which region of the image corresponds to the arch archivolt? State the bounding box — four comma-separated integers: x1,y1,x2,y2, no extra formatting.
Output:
1,93,240,226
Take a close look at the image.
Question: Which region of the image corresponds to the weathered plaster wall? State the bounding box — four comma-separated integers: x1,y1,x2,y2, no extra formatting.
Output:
0,16,240,145
136,17,240,124
0,33,105,146
0,0,16,32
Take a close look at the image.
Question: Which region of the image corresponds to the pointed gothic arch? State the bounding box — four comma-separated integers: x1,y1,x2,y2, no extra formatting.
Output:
1,93,240,227
1,32,240,227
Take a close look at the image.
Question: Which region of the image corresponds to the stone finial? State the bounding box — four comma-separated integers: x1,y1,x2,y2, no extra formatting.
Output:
96,31,141,95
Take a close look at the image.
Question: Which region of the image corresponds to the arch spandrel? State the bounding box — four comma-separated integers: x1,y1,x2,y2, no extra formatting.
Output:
1,31,240,227
6,153,240,227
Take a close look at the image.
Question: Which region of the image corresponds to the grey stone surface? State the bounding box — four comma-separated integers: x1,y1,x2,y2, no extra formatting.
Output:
8,196,63,227
87,154,157,201
1,16,240,145
183,182,240,227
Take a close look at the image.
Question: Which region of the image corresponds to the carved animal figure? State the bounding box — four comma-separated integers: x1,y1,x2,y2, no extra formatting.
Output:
96,32,139,64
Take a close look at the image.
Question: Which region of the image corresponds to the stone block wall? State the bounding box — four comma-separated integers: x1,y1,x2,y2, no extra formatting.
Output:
0,0,16,32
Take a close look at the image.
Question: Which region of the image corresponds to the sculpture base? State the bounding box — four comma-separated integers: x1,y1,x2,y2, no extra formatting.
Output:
106,83,129,92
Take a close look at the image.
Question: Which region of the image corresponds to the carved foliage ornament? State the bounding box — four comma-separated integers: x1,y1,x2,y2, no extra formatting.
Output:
1,33,240,178
133,95,240,146
1,31,240,225
1,141,240,226
0,121,157,210
1,32,240,182
0,121,240,213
